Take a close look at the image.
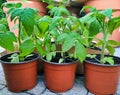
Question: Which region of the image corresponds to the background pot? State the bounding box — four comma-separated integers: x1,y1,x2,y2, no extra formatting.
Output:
42,53,77,92
85,0,120,43
7,0,47,16
84,55,120,95
0,53,39,92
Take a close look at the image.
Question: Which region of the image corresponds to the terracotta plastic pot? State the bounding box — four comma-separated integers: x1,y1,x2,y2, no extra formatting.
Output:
76,47,109,75
84,55,120,95
85,0,120,43
0,52,39,92
42,52,77,92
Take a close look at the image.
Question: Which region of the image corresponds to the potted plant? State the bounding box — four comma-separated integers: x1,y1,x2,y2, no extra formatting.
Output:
81,6,120,95
0,2,40,92
85,0,120,43
35,3,86,92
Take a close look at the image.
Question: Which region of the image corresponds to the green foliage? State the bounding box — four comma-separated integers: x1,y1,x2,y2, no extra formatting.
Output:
9,8,37,36
86,54,96,59
0,18,9,30
48,5,70,16
0,0,14,51
35,6,86,63
0,0,5,19
100,57,114,65
81,6,120,65
19,39,34,58
8,53,19,63
0,30,17,51
1,2,39,62
0,24,7,32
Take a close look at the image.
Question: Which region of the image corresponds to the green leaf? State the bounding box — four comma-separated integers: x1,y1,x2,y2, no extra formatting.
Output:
49,16,61,30
20,8,37,36
51,44,56,51
59,58,64,63
80,6,93,14
108,40,120,46
65,18,71,30
0,31,16,51
50,29,60,38
0,24,7,32
36,20,49,37
101,57,114,65
69,53,74,58
108,16,120,34
47,5,54,10
57,33,67,43
95,40,103,46
4,2,16,8
87,54,96,59
62,37,75,52
19,39,34,57
49,6,70,16
7,7,15,15
44,36,51,52
89,20,101,36
80,13,96,24
46,52,52,62
75,41,86,62
15,3,22,8
20,27,29,40
36,39,46,55
10,8,22,21
106,45,115,55
70,16,78,23
96,13,106,24
10,8,37,36
101,8,112,19
51,52,56,58
10,54,19,62
6,31,17,42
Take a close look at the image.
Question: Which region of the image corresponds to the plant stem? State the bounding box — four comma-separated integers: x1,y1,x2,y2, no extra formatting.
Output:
18,20,21,52
100,21,107,64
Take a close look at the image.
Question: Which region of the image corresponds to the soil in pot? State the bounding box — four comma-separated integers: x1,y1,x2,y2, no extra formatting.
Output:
42,52,77,92
84,54,120,95
0,52,39,92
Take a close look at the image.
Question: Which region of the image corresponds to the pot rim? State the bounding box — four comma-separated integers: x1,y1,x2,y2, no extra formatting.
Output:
85,54,120,67
41,57,78,65
41,51,79,65
0,52,40,64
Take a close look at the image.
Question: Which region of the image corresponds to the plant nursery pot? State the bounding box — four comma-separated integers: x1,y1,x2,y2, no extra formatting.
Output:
85,0,120,43
0,52,39,92
84,54,120,95
76,47,108,75
42,52,77,92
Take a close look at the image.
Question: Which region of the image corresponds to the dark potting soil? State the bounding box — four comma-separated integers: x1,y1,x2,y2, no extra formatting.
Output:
86,54,120,66
0,52,39,64
43,52,78,64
